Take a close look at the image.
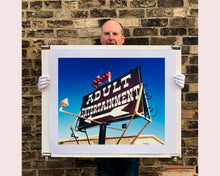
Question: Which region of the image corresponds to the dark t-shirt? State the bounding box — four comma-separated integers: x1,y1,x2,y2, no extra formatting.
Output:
96,158,139,176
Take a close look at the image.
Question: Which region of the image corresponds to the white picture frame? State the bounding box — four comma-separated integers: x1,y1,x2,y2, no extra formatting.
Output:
42,45,181,158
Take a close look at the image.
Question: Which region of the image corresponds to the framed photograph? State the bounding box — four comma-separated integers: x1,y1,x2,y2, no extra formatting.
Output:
42,45,181,158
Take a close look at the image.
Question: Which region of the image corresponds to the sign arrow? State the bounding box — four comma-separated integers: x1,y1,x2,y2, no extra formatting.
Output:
85,104,129,123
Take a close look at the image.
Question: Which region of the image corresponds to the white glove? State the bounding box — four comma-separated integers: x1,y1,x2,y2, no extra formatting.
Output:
38,75,50,92
174,74,185,89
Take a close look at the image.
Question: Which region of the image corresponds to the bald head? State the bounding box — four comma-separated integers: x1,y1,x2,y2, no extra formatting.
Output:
100,20,125,45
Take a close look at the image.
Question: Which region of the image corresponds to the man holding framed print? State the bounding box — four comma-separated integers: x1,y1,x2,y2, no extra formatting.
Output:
38,19,185,176
38,20,185,91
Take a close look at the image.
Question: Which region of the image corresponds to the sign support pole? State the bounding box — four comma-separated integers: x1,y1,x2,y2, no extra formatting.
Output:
98,123,107,144
116,83,143,144
84,130,91,145
70,129,79,145
130,91,152,144
130,121,150,144
70,111,81,131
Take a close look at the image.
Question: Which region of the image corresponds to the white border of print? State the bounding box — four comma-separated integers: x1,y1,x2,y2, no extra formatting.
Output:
42,45,181,158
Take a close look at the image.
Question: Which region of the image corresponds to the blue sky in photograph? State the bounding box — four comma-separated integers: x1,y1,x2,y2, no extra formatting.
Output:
58,57,165,142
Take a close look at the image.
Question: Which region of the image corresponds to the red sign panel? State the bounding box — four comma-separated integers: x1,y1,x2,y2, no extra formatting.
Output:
77,67,145,130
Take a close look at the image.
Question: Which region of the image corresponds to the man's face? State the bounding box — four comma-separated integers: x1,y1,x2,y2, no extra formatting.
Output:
100,20,125,45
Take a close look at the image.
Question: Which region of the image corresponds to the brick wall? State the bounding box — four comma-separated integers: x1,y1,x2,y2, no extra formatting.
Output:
22,0,198,175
